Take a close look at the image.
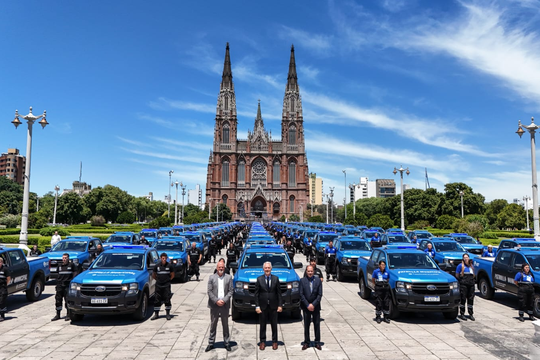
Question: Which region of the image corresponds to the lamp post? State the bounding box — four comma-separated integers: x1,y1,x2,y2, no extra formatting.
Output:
53,185,60,226
36,196,40,212
174,181,179,226
168,170,174,218
517,118,540,240
459,190,464,218
323,193,329,223
393,165,410,231
524,195,531,231
11,107,49,244
181,183,187,224
349,183,356,218
343,170,347,220
329,187,335,224
299,204,303,222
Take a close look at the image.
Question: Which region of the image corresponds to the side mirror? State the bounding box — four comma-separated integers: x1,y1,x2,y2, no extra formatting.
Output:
44,246,51,253
82,262,91,271
148,263,156,270
229,262,238,270
515,264,522,270
438,263,447,270
294,262,303,269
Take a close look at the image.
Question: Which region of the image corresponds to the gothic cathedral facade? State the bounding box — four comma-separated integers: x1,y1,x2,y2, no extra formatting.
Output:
205,43,309,220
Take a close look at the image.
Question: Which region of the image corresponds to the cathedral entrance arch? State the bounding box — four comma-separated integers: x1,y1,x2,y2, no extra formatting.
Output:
251,197,267,218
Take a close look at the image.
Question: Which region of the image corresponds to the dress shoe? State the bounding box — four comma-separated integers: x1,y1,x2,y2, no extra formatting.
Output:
315,343,322,350
458,314,467,321
302,343,309,350
225,345,232,352
259,342,265,350
469,315,476,321
205,345,214,352
519,316,525,322
272,342,278,350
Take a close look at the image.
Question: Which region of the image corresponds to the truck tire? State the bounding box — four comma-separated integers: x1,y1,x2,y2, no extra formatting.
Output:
26,276,44,302
534,293,540,318
336,265,344,282
389,299,400,319
231,304,241,320
443,307,458,320
70,312,84,322
181,265,188,283
359,275,371,299
291,307,301,319
133,291,149,321
478,277,495,300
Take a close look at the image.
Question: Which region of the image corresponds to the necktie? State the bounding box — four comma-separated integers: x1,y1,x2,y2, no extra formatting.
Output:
266,276,270,290
310,279,313,294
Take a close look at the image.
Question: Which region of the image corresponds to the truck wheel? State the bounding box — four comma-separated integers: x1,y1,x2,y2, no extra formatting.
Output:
231,304,241,320
443,308,458,320
291,307,301,319
336,265,344,282
389,300,400,319
478,277,495,300
133,291,149,321
70,312,84,322
534,293,540,318
181,265,188,283
359,275,371,299
26,276,44,302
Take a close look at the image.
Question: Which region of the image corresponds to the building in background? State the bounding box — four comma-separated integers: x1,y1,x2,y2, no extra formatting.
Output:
309,173,323,206
402,184,411,193
376,179,396,198
61,181,92,197
0,148,25,185
188,184,203,209
352,177,377,202
142,192,154,201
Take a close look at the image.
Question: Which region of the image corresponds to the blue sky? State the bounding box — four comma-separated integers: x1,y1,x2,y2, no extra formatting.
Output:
0,0,539,204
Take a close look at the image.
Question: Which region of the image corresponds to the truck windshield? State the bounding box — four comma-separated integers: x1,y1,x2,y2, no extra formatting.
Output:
52,241,87,252
519,242,540,248
387,253,438,269
92,253,144,270
303,231,318,237
416,233,432,239
241,252,291,269
363,232,378,238
387,235,410,243
154,241,184,252
318,235,338,243
104,235,132,244
181,234,201,243
434,242,466,252
140,232,156,238
454,236,477,244
340,241,371,251
526,255,540,271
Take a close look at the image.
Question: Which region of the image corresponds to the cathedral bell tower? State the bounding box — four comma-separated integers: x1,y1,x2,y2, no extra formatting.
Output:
214,43,238,152
281,45,304,151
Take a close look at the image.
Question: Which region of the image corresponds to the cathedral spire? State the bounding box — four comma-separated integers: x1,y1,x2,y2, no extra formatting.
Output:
254,99,264,131
286,44,298,92
256,99,262,121
221,42,233,90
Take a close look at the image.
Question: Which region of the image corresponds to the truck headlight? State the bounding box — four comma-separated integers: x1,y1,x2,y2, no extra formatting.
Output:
70,282,81,291
396,281,411,293
72,259,79,265
123,283,139,295
450,281,459,293
235,281,249,290
341,258,351,265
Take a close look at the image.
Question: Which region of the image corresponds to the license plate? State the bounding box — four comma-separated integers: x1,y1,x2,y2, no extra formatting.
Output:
91,298,108,304
50,267,57,272
424,296,440,302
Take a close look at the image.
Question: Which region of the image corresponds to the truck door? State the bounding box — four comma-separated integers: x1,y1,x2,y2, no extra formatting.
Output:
366,250,381,289
7,250,29,295
509,253,527,294
147,250,158,296
493,251,514,292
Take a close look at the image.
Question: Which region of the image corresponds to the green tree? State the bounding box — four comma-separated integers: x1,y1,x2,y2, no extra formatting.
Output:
439,182,485,218
117,211,135,224
497,203,526,230
56,192,85,224
148,216,173,228
344,214,357,226
308,215,324,223
355,212,368,226
484,199,508,227
211,203,232,221
289,214,300,221
366,214,394,229
435,214,457,229
356,197,386,219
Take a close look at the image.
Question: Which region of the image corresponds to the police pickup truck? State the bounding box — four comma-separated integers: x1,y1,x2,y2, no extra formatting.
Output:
445,233,484,255
67,245,158,322
0,247,50,301
139,229,159,244
103,232,140,248
312,232,340,265
335,237,372,281
180,231,208,262
357,246,460,319
418,238,471,275
229,244,303,320
474,248,540,317
153,238,189,283
48,237,102,279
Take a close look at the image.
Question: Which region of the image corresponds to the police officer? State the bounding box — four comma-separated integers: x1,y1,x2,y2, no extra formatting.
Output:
280,235,287,245
285,240,296,262
92,244,104,262
456,254,475,321
514,263,535,322
324,241,337,281
217,232,223,255
209,235,217,263
152,253,174,320
29,245,42,257
304,237,313,262
482,245,496,257
0,257,11,321
52,253,78,321
370,233,381,248
188,242,202,281
226,243,239,274
411,235,418,245
372,260,390,324
424,243,436,259
139,235,150,246
233,236,243,254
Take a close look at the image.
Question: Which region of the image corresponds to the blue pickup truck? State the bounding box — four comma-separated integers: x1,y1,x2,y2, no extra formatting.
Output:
445,233,484,255
103,232,140,248
180,231,208,262
312,232,340,265
230,244,303,320
47,237,102,279
357,246,460,319
139,229,159,244
418,238,471,275
153,238,189,283
0,247,50,302
474,248,540,316
335,237,372,281
67,245,159,322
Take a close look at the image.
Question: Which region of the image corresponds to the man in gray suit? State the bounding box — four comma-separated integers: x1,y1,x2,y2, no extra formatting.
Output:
206,261,234,352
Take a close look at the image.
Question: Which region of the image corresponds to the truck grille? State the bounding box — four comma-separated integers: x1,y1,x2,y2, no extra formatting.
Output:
350,258,358,267
246,283,289,294
468,248,483,255
411,283,450,295
80,285,123,297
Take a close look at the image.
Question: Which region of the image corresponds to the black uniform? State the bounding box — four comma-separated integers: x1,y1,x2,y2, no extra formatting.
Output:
373,268,390,322
29,249,42,257
516,271,535,320
456,263,475,318
0,264,11,319
226,247,239,272
153,262,174,313
188,247,202,278
139,238,150,246
92,248,104,262
55,261,78,317
209,237,217,262
285,245,296,262
217,233,223,254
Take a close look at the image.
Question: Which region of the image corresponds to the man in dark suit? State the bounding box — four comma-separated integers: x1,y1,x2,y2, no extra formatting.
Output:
254,261,283,350
299,265,323,350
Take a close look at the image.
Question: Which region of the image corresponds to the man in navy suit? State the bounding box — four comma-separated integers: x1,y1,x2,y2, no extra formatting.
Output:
300,265,323,350
254,261,283,350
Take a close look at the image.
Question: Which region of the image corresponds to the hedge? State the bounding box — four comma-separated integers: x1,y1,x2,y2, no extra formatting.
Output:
0,229,40,235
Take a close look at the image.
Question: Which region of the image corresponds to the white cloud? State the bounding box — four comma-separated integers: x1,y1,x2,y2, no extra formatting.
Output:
149,98,215,113
119,147,207,165
278,26,333,54
137,114,214,137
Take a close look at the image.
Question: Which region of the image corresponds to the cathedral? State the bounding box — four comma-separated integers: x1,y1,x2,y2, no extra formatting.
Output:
205,43,309,220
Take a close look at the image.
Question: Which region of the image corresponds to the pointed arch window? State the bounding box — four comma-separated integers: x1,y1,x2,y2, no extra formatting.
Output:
238,160,245,185
223,124,230,144
222,159,230,186
222,194,228,206
289,195,295,213
288,125,296,145
290,98,295,112
224,95,229,111
273,160,280,184
288,161,296,187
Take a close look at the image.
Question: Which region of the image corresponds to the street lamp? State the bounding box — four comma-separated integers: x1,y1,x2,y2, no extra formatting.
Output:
11,107,48,244
393,165,410,231
323,193,329,223
517,117,540,240
329,187,335,224
299,204,303,222
458,190,464,218
343,170,347,220
174,181,179,226
524,195,531,231
168,170,174,218
53,185,60,226
349,183,356,218
181,183,187,224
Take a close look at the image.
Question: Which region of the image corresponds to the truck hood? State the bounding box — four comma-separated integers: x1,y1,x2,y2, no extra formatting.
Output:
163,251,185,260
73,269,141,284
391,269,456,283
461,244,484,250
47,251,86,260
237,269,299,283
439,251,468,260
342,250,372,258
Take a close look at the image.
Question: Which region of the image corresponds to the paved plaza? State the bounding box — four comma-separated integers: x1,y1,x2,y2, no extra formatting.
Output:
2,257,539,360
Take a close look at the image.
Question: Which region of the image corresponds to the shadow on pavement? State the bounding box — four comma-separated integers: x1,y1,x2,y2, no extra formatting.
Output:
7,293,54,312
233,311,303,324
68,305,154,327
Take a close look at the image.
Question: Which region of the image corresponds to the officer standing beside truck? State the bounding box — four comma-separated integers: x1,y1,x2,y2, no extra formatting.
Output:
482,245,496,257
0,257,11,321
209,235,217,263
455,254,475,321
514,263,535,322
187,242,202,281
285,240,296,262
152,253,174,320
424,243,436,259
52,253,78,321
324,241,337,281
226,243,239,274
372,260,390,324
